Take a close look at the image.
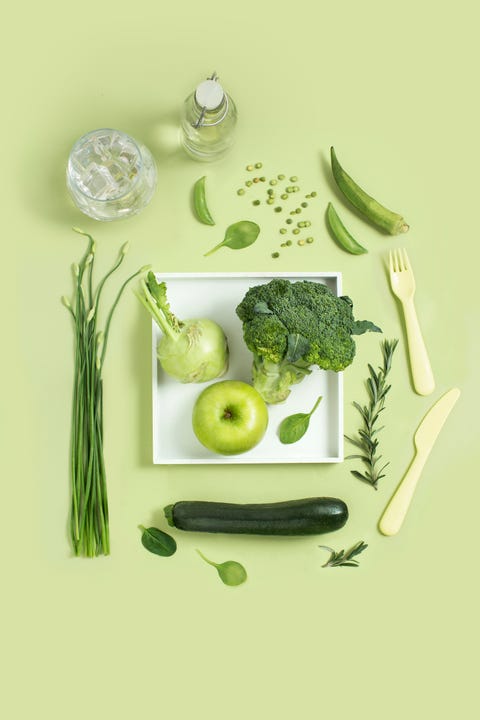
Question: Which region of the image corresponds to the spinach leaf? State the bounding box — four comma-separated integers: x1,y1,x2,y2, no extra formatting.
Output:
278,395,323,444
139,525,177,557
204,221,260,256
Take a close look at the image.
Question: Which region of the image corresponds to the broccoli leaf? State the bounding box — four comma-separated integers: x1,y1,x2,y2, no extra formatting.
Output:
286,333,311,362
253,301,273,315
351,320,382,335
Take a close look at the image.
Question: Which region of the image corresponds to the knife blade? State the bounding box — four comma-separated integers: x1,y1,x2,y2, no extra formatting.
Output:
379,387,461,536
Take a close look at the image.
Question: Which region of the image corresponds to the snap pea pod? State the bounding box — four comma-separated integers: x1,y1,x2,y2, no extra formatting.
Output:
330,147,409,235
326,202,368,255
193,175,215,226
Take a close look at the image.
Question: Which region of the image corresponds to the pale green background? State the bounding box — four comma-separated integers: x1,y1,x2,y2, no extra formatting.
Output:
3,0,479,717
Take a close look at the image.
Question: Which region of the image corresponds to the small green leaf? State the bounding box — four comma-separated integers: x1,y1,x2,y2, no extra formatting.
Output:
285,333,310,362
204,220,260,256
278,395,322,444
253,301,273,315
351,320,383,335
139,524,177,557
196,550,247,587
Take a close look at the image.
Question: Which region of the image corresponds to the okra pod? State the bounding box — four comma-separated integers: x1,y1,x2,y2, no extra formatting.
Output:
330,147,409,235
326,202,367,255
193,175,215,226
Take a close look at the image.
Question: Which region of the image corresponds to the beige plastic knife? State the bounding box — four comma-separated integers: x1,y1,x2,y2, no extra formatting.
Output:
379,387,461,536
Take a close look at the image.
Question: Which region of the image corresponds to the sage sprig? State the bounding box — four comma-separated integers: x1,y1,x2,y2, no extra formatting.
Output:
319,541,368,567
63,228,149,557
345,339,398,490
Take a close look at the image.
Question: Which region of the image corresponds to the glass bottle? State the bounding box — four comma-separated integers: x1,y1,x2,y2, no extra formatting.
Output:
180,73,237,161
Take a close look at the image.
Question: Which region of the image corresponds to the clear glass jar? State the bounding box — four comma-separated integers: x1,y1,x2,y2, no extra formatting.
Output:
66,128,157,221
180,75,237,161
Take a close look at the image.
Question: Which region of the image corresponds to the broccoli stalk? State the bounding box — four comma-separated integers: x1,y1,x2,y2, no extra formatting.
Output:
236,279,381,404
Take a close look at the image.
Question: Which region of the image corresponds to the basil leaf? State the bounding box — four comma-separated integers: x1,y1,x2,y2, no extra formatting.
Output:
278,395,322,444
139,525,177,557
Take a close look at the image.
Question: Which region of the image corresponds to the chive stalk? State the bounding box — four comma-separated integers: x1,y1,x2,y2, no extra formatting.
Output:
64,229,148,557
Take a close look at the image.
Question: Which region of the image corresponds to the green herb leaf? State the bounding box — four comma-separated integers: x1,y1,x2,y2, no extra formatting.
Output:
279,395,322,444
319,541,368,567
253,301,273,315
139,524,177,557
204,221,260,256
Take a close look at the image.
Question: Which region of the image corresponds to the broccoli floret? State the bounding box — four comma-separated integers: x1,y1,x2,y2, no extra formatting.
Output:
236,279,381,404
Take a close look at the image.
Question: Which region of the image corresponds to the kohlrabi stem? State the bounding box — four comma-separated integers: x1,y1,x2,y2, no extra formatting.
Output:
135,278,179,343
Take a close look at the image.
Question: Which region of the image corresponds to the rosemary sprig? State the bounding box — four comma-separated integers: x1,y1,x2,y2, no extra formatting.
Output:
345,339,398,490
319,541,368,567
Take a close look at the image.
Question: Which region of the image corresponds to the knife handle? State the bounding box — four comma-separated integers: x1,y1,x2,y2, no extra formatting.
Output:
378,452,427,536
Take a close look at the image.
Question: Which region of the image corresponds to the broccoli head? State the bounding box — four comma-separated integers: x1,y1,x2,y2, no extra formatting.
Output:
236,278,381,403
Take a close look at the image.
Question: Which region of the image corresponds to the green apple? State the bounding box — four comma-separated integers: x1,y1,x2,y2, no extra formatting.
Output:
192,380,268,455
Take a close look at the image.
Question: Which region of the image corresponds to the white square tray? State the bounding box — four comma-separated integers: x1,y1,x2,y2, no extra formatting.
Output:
151,272,343,464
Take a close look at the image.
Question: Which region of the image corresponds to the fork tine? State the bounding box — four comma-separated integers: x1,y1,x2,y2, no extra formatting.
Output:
389,250,394,274
401,247,410,271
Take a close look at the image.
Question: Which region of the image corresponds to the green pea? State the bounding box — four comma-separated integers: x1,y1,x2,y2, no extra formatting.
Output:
253,200,260,206
298,239,306,246
310,191,317,197
269,179,277,186
290,175,298,182
281,193,288,200
280,243,286,248
246,164,254,171
286,218,293,224
294,186,300,192
306,237,314,244
295,208,302,214
272,252,280,258
255,162,263,168
237,189,245,195
274,206,282,213
253,177,260,183
278,174,285,180
286,240,292,246
301,202,308,208
280,228,287,235
297,221,305,228
286,187,294,193
260,176,266,182
267,198,274,205
293,228,300,235
245,180,253,187
267,188,274,195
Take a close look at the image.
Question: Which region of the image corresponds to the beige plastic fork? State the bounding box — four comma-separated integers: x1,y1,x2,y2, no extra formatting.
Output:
389,248,435,396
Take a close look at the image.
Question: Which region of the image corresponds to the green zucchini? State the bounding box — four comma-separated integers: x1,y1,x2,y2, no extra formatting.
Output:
164,497,348,536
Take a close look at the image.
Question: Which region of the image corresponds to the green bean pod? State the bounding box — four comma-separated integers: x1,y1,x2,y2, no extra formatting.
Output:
330,147,409,235
326,202,367,255
193,175,215,226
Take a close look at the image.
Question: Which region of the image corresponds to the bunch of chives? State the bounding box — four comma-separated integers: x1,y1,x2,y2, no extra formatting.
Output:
62,228,149,557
